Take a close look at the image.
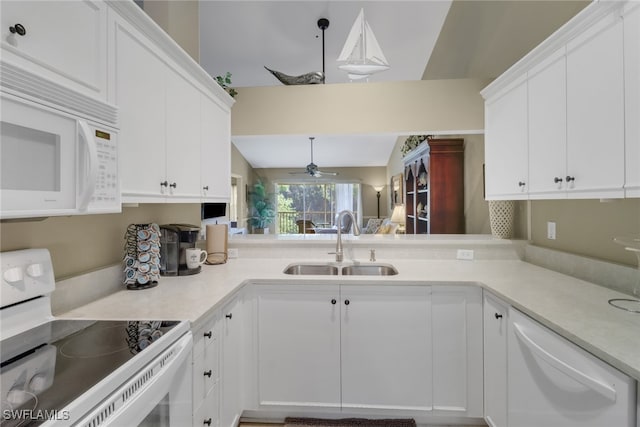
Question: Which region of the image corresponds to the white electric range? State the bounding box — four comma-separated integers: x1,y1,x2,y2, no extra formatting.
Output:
0,249,193,426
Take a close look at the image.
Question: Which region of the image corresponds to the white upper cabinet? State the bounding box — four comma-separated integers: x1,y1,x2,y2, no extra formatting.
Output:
113,16,166,200
484,77,528,200
1,0,108,100
623,3,640,197
565,12,625,198
165,68,202,200
483,1,635,200
201,93,231,202
107,3,233,203
528,49,568,198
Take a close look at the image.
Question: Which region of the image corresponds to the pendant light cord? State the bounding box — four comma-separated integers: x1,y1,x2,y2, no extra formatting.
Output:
317,18,329,84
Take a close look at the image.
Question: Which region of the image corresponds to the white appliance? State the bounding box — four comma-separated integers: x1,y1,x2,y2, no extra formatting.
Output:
508,307,636,427
0,249,193,426
0,61,120,219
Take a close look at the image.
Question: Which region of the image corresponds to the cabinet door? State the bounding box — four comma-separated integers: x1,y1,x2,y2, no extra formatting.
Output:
201,94,231,202
256,284,341,409
340,285,432,412
113,17,166,201
1,0,107,100
483,292,508,427
220,297,243,427
431,286,483,417
566,13,624,198
528,49,568,198
484,78,528,200
165,68,202,200
624,4,640,197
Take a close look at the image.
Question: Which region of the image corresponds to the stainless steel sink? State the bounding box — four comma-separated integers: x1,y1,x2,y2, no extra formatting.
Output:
283,264,339,275
283,263,398,276
342,264,398,276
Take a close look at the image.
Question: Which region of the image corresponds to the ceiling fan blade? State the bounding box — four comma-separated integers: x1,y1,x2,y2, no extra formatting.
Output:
316,170,338,176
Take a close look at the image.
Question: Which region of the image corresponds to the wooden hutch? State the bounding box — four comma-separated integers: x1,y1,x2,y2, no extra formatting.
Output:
404,138,465,234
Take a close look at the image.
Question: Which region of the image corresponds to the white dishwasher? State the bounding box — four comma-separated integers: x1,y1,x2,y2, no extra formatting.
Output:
508,308,636,427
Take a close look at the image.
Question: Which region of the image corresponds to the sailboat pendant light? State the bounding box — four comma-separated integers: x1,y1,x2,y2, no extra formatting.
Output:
337,8,390,80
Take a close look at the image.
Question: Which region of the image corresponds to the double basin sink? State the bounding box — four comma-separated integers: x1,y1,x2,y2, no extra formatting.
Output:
283,263,398,276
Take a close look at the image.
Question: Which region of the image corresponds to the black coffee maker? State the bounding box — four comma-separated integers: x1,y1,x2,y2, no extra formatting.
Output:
159,224,201,276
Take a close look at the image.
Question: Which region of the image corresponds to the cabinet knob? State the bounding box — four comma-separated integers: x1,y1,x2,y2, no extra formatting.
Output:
225,313,232,319
203,418,212,426
169,182,177,189
9,24,26,36
518,181,526,187
344,299,350,306
554,177,563,184
204,370,212,378
160,181,168,187
203,185,209,191
566,176,575,182
203,331,212,339
331,299,337,305
495,313,503,320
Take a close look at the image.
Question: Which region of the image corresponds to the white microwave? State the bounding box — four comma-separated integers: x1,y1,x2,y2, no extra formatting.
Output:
0,92,120,219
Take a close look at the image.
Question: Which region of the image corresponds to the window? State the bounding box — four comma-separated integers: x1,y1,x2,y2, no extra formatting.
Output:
276,182,361,234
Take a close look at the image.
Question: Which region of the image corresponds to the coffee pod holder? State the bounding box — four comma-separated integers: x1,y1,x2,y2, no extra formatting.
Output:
123,223,161,290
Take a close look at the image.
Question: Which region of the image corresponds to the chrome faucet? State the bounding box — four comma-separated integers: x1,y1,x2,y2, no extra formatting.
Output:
329,210,361,262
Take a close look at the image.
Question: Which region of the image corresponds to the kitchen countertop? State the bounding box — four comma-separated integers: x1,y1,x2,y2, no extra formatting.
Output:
59,250,640,382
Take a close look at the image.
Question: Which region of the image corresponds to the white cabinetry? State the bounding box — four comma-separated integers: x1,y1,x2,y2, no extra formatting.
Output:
193,314,220,427
254,284,482,418
431,286,482,417
484,76,528,200
527,49,567,198
107,4,232,203
341,285,431,412
220,296,244,427
483,1,635,200
256,285,341,409
483,292,508,427
623,3,640,197
201,93,231,201
565,12,625,198
0,0,107,100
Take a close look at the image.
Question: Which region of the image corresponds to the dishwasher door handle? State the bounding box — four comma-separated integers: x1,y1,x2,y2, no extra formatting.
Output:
513,322,616,402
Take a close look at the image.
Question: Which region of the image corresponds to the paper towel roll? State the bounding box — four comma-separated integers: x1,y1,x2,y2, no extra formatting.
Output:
205,224,228,265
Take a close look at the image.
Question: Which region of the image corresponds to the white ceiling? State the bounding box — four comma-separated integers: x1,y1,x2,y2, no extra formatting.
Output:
196,1,587,170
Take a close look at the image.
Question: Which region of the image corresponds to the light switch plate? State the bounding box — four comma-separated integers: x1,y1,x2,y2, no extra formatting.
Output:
547,221,557,240
456,249,474,261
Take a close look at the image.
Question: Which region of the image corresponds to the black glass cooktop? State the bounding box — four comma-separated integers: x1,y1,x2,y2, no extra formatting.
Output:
1,319,180,426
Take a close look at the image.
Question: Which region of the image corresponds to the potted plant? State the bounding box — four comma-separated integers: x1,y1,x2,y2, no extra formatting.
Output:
215,72,238,98
248,179,275,234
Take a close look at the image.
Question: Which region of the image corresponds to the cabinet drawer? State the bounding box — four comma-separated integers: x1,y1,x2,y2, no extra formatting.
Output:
194,384,219,427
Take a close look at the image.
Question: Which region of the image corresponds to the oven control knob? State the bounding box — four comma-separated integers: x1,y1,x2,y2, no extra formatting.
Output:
26,263,43,278
6,388,30,406
29,374,49,392
3,267,24,284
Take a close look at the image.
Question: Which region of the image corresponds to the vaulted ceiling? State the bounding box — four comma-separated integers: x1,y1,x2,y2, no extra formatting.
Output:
197,1,589,169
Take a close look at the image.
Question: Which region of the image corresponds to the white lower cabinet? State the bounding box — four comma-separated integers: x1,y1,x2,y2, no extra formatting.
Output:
254,283,482,419
340,285,432,412
483,292,508,427
220,296,244,427
431,286,483,417
257,284,341,409
193,314,220,427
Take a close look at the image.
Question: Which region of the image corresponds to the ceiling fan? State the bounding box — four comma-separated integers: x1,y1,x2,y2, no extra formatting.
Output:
289,137,338,178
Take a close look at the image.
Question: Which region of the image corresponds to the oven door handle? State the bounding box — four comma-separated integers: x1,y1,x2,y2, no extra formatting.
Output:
74,332,193,426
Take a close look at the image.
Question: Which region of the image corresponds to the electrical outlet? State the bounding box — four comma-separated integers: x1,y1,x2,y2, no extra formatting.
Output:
456,249,474,261
227,248,239,258
547,221,557,240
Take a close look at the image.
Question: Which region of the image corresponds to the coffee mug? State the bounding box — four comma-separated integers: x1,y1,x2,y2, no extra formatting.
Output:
185,248,207,269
